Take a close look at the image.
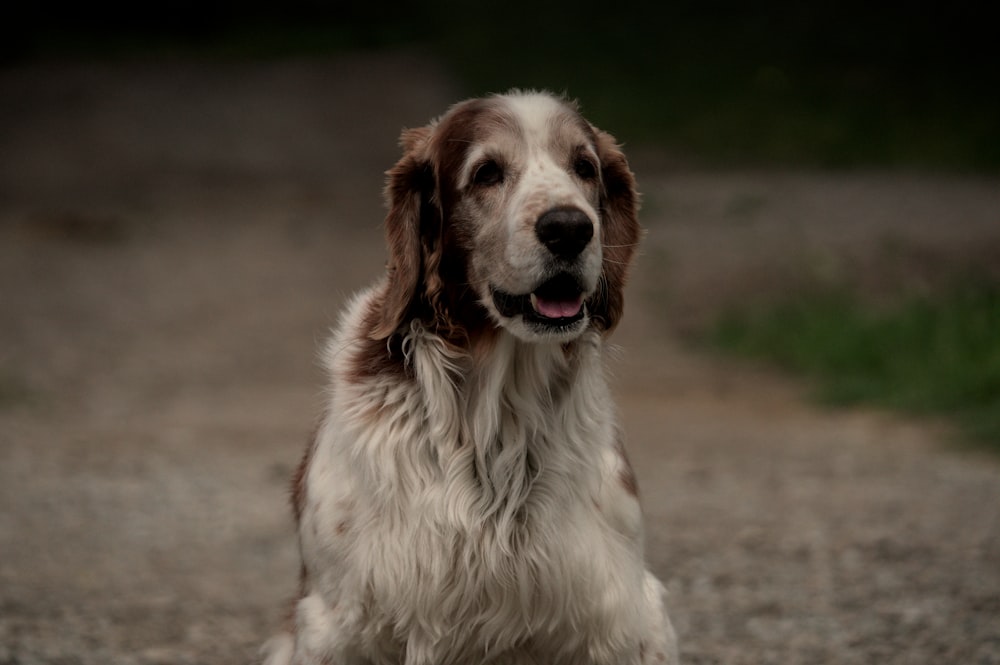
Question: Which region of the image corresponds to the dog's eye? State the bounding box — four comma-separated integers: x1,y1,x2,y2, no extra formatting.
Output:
573,156,598,181
472,160,504,187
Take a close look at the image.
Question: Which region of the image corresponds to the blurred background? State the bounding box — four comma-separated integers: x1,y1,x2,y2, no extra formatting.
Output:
6,0,999,169
1,3,999,665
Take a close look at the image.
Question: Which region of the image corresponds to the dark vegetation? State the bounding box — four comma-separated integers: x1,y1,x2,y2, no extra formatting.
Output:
5,0,998,170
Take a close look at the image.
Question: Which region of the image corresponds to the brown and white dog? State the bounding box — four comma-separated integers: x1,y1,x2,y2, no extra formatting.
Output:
263,91,677,665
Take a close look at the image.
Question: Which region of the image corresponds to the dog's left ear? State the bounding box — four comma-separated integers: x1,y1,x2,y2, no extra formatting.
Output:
370,126,435,340
591,128,642,333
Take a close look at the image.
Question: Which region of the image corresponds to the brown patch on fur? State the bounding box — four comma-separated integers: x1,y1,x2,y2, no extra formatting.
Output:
366,98,511,357
348,297,413,384
291,423,321,524
290,425,321,612
615,434,640,498
371,129,435,341
423,98,511,344
468,323,502,364
335,519,350,536
283,584,301,632
589,129,641,334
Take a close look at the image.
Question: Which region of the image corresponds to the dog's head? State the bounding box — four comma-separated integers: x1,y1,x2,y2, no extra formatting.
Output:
371,91,640,345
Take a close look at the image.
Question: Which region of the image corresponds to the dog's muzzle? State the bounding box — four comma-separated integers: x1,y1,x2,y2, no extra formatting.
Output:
491,272,587,329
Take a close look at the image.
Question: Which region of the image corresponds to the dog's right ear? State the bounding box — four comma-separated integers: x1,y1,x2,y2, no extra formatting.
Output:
590,128,641,334
370,126,435,340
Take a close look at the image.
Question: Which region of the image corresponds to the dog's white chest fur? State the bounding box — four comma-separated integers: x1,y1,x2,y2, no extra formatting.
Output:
294,298,649,664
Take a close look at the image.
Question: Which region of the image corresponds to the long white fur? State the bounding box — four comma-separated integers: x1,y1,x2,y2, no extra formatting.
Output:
262,92,677,665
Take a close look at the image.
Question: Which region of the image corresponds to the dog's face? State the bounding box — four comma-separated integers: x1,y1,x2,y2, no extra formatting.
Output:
372,91,640,345
447,94,606,341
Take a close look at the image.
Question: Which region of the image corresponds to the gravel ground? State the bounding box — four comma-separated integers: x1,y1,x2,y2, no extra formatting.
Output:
1,53,999,665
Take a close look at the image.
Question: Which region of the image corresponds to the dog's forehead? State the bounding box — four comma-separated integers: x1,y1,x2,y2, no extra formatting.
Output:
436,93,594,165
502,93,595,151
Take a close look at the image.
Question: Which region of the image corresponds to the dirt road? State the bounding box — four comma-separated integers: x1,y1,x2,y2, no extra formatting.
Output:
2,54,998,665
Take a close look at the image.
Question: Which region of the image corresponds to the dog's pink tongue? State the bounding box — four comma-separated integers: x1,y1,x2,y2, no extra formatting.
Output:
533,295,583,319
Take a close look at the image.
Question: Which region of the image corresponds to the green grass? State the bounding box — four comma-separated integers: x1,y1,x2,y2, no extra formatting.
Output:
708,284,1000,449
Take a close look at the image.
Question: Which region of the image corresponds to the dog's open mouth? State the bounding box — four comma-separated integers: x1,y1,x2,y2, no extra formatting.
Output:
492,273,587,328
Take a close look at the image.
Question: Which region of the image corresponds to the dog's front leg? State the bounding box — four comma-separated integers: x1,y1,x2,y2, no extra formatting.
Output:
638,572,679,665
267,592,366,665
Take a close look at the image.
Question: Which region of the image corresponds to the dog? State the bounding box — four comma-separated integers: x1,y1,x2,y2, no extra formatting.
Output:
262,90,677,665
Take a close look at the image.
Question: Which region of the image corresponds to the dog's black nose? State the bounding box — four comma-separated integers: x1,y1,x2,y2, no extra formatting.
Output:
535,207,594,261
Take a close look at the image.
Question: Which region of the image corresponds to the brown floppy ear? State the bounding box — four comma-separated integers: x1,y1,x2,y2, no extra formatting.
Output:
591,129,642,334
370,126,435,340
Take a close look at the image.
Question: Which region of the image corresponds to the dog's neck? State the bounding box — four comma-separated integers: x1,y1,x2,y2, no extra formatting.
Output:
401,323,607,532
